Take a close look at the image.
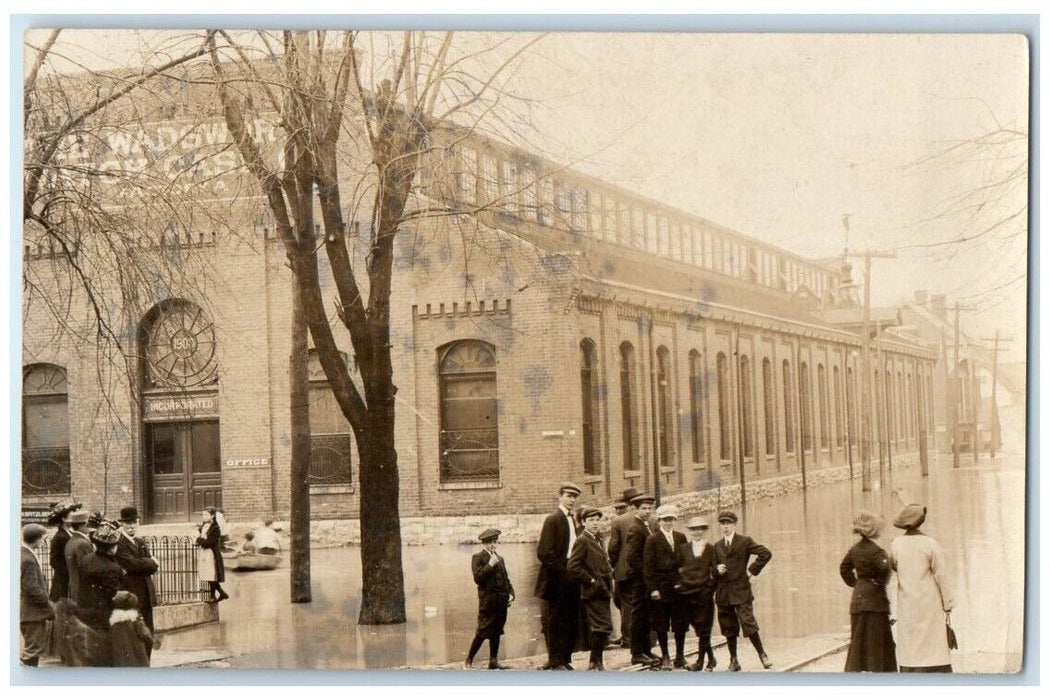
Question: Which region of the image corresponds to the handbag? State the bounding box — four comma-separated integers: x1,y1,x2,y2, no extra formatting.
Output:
945,611,959,650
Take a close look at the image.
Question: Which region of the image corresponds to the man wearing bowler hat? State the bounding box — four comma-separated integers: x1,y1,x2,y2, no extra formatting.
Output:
568,507,614,670
622,492,659,666
115,507,160,641
606,487,641,647
534,481,582,669
466,528,514,669
713,510,773,671
644,504,688,669
676,516,719,671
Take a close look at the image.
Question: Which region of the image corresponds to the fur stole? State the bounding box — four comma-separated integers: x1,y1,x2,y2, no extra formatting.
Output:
109,608,141,626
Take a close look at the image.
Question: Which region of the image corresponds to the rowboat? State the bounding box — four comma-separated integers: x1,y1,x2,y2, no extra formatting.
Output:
226,551,283,571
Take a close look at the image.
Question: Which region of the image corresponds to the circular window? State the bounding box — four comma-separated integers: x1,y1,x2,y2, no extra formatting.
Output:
145,300,218,388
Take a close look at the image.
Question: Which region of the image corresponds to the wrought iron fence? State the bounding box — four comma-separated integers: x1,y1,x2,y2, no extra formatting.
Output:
32,534,211,605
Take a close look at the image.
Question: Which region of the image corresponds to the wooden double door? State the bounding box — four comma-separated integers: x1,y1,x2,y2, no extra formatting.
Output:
146,420,222,522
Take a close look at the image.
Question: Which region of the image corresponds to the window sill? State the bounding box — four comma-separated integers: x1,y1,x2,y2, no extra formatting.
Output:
659,466,676,475
582,474,603,484
623,470,644,479
438,480,502,491
309,484,355,495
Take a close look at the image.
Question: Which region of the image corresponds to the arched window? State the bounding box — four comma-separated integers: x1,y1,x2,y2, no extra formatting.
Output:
688,350,705,463
439,341,499,483
22,364,71,496
817,364,829,451
580,340,600,475
656,346,674,467
308,350,353,486
717,352,731,461
762,358,775,457
619,342,638,472
800,362,813,452
740,355,754,459
782,360,796,454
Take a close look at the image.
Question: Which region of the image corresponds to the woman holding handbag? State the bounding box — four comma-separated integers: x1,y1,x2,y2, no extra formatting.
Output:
889,502,956,672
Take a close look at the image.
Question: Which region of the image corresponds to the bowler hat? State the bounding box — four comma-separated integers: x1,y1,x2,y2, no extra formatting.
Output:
579,506,603,522
478,528,501,543
559,481,582,496
655,504,679,520
67,510,89,525
89,523,120,546
685,517,710,530
893,504,926,530
118,506,139,523
629,492,655,506
717,510,738,524
621,487,641,503
22,523,48,543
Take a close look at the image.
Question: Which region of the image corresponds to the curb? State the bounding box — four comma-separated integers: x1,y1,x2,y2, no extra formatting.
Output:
780,641,850,672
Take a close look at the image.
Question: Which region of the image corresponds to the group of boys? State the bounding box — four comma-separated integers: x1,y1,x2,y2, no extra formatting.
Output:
467,482,775,672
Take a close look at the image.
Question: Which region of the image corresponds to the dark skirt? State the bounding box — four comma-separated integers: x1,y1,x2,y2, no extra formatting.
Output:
845,612,898,672
900,665,953,673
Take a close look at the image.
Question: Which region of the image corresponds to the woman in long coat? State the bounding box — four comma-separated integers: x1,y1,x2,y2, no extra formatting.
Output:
196,508,229,602
839,511,897,672
889,503,956,672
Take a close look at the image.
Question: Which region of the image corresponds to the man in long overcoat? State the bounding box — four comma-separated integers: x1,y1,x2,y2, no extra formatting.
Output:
644,504,688,669
466,528,514,669
622,492,658,666
713,510,773,671
568,506,614,670
115,507,159,648
21,523,54,666
64,510,94,606
606,487,640,646
47,498,81,664
534,481,582,670
676,516,719,671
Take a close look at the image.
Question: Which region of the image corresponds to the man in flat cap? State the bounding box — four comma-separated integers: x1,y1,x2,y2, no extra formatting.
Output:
676,516,719,671
644,504,688,669
568,507,614,670
713,510,773,671
622,492,659,666
115,506,159,646
534,481,582,669
20,523,54,666
466,528,514,669
607,487,641,647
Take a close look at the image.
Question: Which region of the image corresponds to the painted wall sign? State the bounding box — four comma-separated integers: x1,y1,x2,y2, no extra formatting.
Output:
224,457,271,468
144,394,220,421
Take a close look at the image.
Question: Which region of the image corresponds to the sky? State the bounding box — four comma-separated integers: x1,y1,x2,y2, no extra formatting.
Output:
23,29,1031,361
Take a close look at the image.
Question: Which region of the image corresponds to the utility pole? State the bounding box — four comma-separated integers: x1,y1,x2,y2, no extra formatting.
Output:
953,302,961,469
979,331,1012,459
851,248,896,492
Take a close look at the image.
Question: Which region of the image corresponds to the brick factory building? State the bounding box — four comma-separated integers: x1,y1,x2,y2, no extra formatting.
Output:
22,79,937,524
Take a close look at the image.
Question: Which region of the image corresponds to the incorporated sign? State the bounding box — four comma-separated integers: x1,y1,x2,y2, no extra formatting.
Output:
224,457,271,469
144,394,220,421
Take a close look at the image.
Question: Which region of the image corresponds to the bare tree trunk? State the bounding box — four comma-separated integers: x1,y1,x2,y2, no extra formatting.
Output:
289,262,312,603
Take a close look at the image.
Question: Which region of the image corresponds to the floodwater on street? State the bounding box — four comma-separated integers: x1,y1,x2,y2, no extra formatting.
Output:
162,436,1025,670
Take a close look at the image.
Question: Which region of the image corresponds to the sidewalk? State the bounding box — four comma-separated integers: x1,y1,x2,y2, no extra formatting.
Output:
793,647,1023,674
39,647,231,669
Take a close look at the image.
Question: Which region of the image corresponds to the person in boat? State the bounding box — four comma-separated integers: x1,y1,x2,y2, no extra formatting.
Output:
252,519,281,555
238,531,257,554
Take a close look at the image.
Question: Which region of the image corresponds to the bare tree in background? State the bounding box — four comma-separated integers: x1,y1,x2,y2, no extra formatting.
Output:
207,29,544,623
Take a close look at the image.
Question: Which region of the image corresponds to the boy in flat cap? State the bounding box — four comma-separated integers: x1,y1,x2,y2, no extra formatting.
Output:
607,487,640,647
568,507,614,670
676,517,719,671
644,504,688,669
713,510,773,671
20,523,53,666
466,528,514,669
622,492,659,666
534,482,582,669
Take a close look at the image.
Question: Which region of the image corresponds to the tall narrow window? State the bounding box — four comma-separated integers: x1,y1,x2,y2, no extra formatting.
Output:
717,352,731,461
688,350,705,463
22,364,71,496
833,366,844,448
619,342,638,472
762,358,775,456
439,341,499,483
580,340,600,475
740,355,754,459
817,364,829,451
898,371,906,441
884,372,894,442
782,360,796,453
308,351,354,485
656,346,673,467
800,362,813,452
847,367,857,446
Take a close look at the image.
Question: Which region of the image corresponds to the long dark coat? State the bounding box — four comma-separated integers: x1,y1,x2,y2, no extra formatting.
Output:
622,515,653,584
65,531,94,604
567,531,614,638
21,545,55,623
471,549,514,638
675,540,718,596
116,534,159,631
644,529,687,599
48,526,71,601
712,534,772,606
75,550,124,631
839,537,892,613
606,513,633,582
196,520,225,583
534,507,577,601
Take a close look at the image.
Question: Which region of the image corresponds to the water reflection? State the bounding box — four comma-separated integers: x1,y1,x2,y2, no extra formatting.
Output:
162,451,1023,669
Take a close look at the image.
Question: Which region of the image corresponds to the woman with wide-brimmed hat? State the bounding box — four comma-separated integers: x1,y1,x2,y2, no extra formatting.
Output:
45,497,81,664
889,503,956,673
839,511,897,672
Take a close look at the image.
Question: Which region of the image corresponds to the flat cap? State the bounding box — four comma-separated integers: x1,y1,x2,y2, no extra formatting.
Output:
67,510,89,525
478,528,501,543
655,504,679,520
629,492,655,506
559,481,582,496
578,506,603,522
893,504,926,530
685,517,710,530
22,523,48,542
717,510,738,524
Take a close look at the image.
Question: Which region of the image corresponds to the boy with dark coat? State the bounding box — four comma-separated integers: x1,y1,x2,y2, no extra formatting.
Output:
466,528,514,669
109,591,153,667
675,516,719,671
622,492,658,666
534,482,582,670
713,510,773,671
20,523,54,666
567,507,614,670
644,504,688,669
606,487,640,646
